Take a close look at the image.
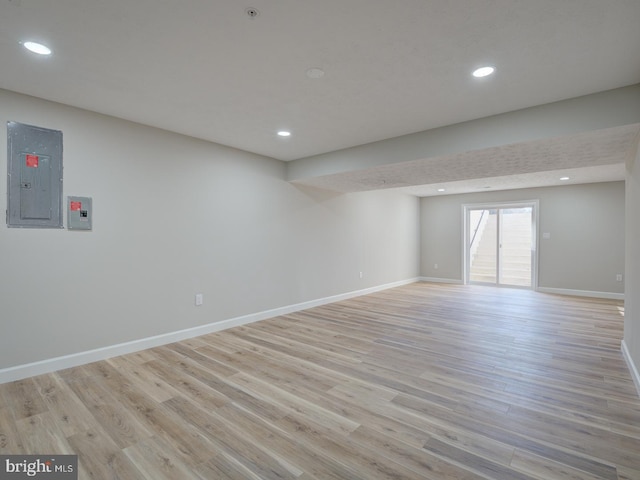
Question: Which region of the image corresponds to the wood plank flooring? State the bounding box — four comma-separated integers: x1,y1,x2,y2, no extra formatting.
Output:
1,282,640,479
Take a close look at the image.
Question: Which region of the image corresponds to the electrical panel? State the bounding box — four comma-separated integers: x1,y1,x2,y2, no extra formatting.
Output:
67,196,92,230
7,121,63,228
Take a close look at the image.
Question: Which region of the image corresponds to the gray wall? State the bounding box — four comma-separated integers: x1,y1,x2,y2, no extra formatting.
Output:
0,89,419,370
420,182,625,295
625,140,640,384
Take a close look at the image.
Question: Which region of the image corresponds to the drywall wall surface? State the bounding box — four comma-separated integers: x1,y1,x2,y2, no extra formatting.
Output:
624,139,640,382
420,182,625,293
0,89,419,369
420,194,466,281
537,182,625,293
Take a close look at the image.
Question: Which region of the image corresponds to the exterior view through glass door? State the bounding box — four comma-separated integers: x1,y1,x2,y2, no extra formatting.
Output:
466,203,536,288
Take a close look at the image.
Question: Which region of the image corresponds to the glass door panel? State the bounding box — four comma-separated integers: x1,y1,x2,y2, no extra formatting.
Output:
469,209,497,283
499,207,532,287
467,205,533,288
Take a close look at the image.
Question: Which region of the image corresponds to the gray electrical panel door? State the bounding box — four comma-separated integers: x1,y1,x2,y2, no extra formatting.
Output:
7,121,63,228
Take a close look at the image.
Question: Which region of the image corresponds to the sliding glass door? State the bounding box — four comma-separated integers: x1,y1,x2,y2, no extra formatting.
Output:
465,203,537,288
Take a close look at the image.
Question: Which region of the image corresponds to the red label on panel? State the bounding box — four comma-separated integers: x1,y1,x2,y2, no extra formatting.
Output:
70,201,82,211
26,154,39,168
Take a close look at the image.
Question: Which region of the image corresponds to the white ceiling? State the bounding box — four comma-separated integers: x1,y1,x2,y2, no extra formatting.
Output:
1,0,640,194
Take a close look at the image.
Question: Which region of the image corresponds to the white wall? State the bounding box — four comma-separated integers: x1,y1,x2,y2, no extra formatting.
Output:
0,89,420,373
624,140,640,389
420,182,625,296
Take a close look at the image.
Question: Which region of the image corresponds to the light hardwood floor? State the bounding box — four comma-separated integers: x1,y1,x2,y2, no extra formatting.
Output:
1,282,639,479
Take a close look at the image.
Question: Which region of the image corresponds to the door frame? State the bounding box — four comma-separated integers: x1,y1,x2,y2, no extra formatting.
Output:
462,200,539,289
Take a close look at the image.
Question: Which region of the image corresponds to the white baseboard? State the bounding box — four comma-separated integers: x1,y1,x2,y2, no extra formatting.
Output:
536,287,624,300
417,281,624,300
622,340,640,398
418,277,463,284
0,277,420,385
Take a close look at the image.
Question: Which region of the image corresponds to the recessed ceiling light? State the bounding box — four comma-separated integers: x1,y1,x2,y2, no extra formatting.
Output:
437,188,446,192
23,41,52,55
560,176,570,181
277,131,291,137
472,66,495,78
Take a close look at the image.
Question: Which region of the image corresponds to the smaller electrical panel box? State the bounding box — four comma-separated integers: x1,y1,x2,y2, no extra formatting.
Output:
67,196,92,230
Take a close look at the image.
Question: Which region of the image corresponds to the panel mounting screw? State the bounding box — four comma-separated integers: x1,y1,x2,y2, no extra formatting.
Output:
246,7,259,18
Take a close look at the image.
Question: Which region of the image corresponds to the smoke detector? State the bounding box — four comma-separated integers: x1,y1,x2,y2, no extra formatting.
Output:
306,68,325,79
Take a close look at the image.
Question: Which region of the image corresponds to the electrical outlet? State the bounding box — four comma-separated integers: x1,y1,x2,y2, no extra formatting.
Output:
434,263,439,270
359,271,363,279
616,274,623,282
195,293,204,306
